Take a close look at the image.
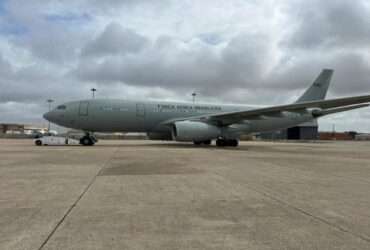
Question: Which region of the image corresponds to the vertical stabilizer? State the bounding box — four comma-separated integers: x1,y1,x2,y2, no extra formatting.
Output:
296,69,334,103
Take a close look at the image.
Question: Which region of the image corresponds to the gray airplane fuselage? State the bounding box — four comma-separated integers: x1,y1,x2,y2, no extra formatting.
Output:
42,70,370,145
44,99,314,138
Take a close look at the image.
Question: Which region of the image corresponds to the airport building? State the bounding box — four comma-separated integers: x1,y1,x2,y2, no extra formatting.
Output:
0,123,47,136
286,120,319,140
0,123,25,134
319,131,357,140
259,120,319,140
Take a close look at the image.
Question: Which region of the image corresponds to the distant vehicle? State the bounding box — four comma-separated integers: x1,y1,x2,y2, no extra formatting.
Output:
46,130,58,136
43,69,370,147
32,130,58,138
34,136,79,146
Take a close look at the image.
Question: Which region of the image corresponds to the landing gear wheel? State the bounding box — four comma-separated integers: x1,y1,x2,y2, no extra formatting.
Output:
229,139,239,147
193,140,212,146
216,139,226,147
203,140,212,145
216,139,239,147
80,136,94,146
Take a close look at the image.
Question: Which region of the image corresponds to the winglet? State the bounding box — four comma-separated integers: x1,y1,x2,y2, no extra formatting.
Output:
296,69,334,103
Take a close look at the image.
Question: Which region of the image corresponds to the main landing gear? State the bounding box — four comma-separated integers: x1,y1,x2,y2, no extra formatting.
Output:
193,139,239,147
193,140,212,146
79,133,98,146
216,138,239,147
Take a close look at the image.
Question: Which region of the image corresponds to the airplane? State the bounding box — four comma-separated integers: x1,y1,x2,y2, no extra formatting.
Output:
43,69,370,147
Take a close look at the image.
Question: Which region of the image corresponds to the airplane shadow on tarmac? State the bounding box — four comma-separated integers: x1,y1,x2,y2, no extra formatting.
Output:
94,142,251,151
34,142,249,151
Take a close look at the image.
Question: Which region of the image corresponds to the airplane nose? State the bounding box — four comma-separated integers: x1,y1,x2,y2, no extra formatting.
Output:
43,111,52,121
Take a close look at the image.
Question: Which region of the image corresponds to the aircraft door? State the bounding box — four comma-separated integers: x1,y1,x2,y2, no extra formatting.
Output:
136,103,146,130
136,103,145,117
79,101,89,116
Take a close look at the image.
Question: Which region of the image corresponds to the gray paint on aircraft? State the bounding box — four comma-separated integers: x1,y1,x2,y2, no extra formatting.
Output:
43,69,370,143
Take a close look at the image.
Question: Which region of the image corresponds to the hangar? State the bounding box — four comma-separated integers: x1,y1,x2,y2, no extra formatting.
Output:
259,120,319,140
0,123,47,135
0,123,25,134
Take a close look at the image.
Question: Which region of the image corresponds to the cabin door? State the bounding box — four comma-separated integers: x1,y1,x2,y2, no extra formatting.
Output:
79,101,89,116
136,103,146,131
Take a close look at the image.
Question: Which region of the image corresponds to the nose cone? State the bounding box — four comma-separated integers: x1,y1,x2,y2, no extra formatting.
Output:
43,111,53,122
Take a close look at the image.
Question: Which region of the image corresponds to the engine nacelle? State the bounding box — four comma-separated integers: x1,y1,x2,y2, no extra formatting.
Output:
172,121,221,142
147,132,173,141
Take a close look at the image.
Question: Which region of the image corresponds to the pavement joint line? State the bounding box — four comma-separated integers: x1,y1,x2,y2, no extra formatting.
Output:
241,181,370,244
209,166,370,244
37,147,119,250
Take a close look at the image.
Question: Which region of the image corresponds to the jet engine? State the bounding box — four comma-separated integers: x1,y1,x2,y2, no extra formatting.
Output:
172,121,221,142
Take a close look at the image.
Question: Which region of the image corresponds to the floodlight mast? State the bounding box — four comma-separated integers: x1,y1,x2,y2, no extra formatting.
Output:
91,88,97,99
46,99,54,131
192,92,196,104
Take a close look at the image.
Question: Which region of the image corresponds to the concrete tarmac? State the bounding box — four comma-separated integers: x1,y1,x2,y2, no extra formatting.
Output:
1,139,370,250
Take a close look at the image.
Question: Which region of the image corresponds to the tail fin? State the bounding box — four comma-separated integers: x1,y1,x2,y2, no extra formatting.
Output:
296,69,334,103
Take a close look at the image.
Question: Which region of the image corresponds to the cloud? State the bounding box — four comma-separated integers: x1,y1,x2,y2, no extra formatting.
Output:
0,102,47,124
87,0,170,11
76,31,274,96
283,0,370,49
0,63,83,104
0,0,370,132
81,22,149,57
0,53,13,76
0,0,92,64
264,51,370,96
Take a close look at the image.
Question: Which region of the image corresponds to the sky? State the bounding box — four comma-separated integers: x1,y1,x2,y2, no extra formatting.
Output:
0,0,370,132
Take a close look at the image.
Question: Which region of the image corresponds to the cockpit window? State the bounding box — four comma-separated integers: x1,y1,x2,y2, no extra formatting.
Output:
57,105,67,110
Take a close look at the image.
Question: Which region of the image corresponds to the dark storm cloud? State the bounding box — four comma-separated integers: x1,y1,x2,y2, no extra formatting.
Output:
76,31,272,96
284,0,370,49
82,22,149,57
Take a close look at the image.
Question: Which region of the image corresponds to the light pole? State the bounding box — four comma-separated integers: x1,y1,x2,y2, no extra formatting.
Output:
91,88,97,99
47,99,54,131
192,92,197,104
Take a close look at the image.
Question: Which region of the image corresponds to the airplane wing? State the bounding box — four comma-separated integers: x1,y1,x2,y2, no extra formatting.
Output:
163,95,370,126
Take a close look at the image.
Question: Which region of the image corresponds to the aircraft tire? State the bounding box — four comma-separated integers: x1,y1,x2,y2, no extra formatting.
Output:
216,139,226,147
225,139,239,147
217,139,238,147
80,136,94,146
203,140,212,145
230,139,239,147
